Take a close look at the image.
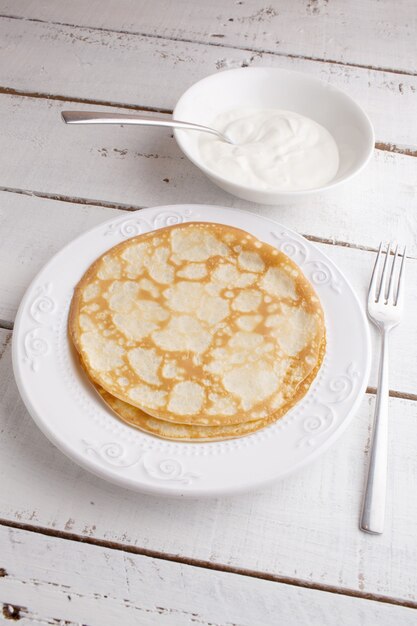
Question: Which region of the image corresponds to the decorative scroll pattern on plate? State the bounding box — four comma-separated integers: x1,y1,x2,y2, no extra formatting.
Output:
272,231,343,294
103,209,198,238
142,457,200,485
82,440,143,468
297,363,360,447
82,440,200,484
23,283,56,372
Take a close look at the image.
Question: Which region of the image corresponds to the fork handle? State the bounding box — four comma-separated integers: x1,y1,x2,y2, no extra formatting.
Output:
360,328,390,534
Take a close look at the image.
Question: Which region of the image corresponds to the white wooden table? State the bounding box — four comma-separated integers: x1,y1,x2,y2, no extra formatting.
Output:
1,2,416,624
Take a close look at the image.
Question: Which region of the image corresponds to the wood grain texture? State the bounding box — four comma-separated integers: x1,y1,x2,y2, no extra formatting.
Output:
2,525,417,626
0,191,415,396
2,327,417,604
0,17,416,152
0,95,416,256
1,0,416,74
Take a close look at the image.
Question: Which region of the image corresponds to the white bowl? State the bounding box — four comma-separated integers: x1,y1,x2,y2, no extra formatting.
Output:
173,67,374,205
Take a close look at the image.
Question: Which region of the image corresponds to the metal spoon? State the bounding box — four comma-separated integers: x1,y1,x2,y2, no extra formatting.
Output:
61,111,233,143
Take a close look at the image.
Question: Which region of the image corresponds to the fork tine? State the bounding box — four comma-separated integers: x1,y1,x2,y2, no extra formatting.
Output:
376,242,391,302
386,243,399,303
395,246,406,305
368,242,383,301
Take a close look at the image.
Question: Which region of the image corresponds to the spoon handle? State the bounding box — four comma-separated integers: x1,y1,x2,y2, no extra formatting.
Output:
61,111,226,141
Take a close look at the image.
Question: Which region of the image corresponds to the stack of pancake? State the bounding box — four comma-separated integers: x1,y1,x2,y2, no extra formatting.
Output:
69,222,325,442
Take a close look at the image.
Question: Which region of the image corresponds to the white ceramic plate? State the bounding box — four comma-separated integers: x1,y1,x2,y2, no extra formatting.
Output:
12,205,371,497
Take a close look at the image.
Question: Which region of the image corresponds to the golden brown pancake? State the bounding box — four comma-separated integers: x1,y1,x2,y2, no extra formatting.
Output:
92,338,325,441
69,222,325,426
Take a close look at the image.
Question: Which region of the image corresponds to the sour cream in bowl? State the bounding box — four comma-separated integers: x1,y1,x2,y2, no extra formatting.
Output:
200,108,340,192
173,68,374,205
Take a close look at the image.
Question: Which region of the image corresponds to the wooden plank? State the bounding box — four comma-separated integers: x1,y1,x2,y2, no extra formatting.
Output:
1,0,416,75
0,17,416,151
1,327,417,603
0,95,416,257
1,191,416,395
1,525,416,626
0,192,121,323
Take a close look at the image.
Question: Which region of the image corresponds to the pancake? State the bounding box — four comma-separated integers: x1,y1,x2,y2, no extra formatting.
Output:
69,222,325,426
93,338,325,441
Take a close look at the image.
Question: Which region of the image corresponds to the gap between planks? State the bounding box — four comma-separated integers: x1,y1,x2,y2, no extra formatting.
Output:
0,86,171,115
0,518,416,611
0,186,417,259
0,185,382,252
0,185,416,260
1,13,417,80
0,86,414,159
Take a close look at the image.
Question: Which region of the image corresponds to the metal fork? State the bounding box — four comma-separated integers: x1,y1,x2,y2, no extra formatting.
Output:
360,242,406,534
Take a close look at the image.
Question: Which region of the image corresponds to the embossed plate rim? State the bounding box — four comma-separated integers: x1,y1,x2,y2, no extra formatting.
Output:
12,205,371,497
